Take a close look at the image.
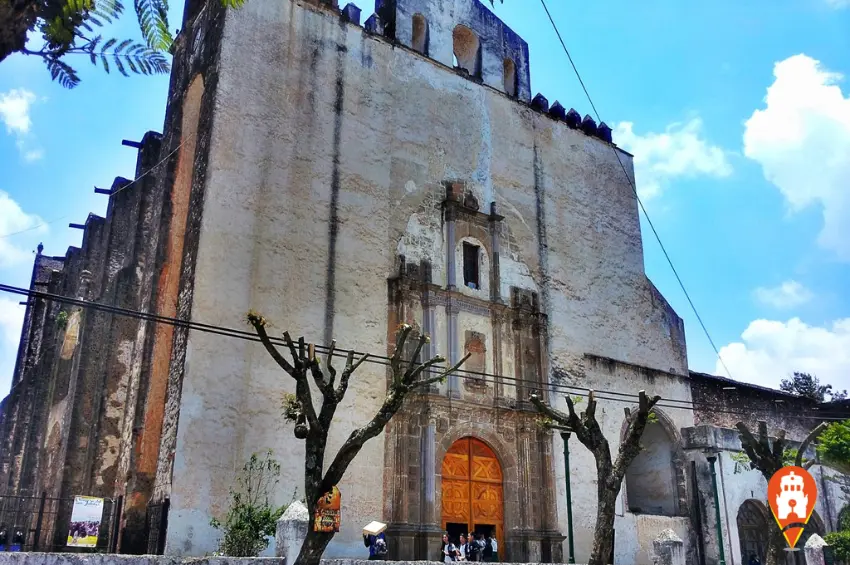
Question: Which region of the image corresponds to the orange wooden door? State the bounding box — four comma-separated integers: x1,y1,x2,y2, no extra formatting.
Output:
441,438,504,544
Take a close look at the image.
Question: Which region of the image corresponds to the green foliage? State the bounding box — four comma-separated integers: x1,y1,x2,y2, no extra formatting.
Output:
780,372,847,402
730,449,798,474
282,393,300,423
647,410,658,424
818,420,850,468
210,450,287,557
825,531,850,561
134,0,172,50
56,310,69,329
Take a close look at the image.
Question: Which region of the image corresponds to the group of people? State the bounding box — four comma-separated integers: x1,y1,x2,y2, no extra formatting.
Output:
440,532,499,562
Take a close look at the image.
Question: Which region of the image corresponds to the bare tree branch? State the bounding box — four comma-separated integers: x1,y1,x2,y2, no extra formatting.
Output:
796,422,828,467
247,314,295,375
411,353,471,388
612,391,661,481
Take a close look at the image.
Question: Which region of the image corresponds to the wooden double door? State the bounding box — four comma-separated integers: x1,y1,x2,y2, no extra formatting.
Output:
441,437,504,545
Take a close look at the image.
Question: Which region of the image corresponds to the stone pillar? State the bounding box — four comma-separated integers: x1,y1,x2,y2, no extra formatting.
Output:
447,305,460,398
276,500,308,564
417,418,443,560
653,529,685,565
446,214,457,291
489,202,501,303
804,534,828,565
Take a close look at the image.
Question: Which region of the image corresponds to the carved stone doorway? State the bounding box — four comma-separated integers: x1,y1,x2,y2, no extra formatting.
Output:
441,437,504,544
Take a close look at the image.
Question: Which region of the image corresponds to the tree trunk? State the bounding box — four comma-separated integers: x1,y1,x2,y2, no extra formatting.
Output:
765,521,787,565
294,529,335,565
0,0,37,63
589,476,618,565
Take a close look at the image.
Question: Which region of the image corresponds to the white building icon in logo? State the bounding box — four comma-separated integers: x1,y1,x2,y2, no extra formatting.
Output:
776,471,808,520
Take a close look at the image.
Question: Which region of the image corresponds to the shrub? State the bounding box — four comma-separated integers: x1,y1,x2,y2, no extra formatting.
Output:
210,450,287,557
825,531,850,562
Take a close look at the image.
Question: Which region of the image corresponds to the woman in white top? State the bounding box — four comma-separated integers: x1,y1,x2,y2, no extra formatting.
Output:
441,535,456,562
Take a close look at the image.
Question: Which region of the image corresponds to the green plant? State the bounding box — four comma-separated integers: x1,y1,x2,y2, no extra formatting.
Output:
825,531,850,561
818,420,850,473
56,310,68,330
210,450,286,557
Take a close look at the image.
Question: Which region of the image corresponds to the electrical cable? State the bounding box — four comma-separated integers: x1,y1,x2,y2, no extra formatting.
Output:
2,283,846,422
538,0,734,380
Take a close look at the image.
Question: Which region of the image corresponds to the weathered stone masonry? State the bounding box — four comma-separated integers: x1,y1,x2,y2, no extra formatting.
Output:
2,0,850,564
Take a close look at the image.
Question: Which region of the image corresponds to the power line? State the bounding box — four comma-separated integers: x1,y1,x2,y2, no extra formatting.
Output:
538,0,734,381
0,134,190,240
2,283,846,422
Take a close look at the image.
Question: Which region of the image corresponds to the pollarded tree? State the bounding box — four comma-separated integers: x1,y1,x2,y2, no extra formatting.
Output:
246,314,469,565
530,389,661,565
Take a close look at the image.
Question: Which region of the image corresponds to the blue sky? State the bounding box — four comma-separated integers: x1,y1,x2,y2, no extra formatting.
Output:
1,0,849,396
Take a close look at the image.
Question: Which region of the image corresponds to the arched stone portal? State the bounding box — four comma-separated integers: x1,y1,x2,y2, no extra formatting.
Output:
441,437,504,544
737,499,770,563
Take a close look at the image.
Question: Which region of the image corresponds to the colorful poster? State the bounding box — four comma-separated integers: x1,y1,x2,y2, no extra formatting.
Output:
313,486,341,533
67,496,104,547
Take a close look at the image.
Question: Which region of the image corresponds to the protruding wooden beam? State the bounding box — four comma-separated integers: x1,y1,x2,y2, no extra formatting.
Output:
94,187,112,195
69,223,85,230
121,139,143,149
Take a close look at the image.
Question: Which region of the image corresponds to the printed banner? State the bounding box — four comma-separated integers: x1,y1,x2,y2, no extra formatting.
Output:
313,486,341,533
67,496,104,547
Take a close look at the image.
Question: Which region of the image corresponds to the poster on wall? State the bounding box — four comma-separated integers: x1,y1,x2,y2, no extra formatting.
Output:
313,486,341,533
67,496,104,547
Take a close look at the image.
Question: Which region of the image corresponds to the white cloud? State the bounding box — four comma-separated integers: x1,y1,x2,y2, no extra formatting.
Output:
717,318,850,391
743,54,850,260
614,118,733,199
0,89,35,134
0,297,25,387
0,190,47,268
825,0,849,8
753,280,814,309
0,89,43,162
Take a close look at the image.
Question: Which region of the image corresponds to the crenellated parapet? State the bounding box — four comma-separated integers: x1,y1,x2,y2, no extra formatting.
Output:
330,0,619,146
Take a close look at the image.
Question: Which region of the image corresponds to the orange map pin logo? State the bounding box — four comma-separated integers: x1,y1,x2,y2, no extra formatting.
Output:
767,466,818,549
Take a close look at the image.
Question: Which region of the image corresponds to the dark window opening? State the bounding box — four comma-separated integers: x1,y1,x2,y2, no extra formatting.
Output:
463,243,480,289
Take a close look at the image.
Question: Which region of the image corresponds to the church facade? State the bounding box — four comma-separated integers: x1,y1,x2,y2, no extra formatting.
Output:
1,0,848,563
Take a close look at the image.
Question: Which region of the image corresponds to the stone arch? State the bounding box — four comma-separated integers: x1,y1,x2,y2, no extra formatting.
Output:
503,58,517,97
452,25,481,78
436,428,517,535
737,499,770,564
411,13,428,55
439,436,508,545
620,407,687,516
839,504,850,531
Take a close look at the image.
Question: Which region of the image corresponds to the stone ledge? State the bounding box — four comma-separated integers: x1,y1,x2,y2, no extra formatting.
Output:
0,556,587,565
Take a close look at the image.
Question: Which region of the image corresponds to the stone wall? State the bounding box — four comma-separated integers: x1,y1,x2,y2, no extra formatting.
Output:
690,371,822,439
165,0,692,560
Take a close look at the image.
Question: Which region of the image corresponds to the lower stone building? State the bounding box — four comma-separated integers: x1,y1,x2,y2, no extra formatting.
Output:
1,0,848,563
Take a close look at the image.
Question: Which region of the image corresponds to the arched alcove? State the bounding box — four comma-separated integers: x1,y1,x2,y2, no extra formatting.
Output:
624,418,677,516
737,500,770,564
452,25,481,77
412,14,428,55
441,437,504,544
503,58,517,97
